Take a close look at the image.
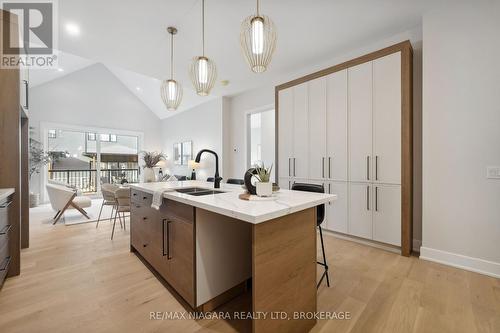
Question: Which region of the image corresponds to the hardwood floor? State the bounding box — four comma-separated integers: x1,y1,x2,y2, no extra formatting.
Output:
0,215,499,333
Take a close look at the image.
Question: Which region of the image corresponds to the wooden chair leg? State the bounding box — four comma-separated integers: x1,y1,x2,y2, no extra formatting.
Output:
53,210,61,219
53,193,76,225
70,202,90,219
122,212,126,231
111,209,118,240
96,201,104,228
118,211,123,229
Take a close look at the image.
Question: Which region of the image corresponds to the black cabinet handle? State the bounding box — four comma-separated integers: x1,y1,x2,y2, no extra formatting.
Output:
0,225,12,235
133,193,137,196
135,205,141,209
143,244,148,248
0,256,11,271
162,219,172,259
375,156,379,181
366,186,370,211
375,187,378,212
143,196,147,200
142,217,148,220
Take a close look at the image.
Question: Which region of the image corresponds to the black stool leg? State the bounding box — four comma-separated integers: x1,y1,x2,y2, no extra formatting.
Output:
317,225,330,288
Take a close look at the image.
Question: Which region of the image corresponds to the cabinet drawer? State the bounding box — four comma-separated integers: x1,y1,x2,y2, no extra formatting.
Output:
0,200,11,231
0,224,10,250
160,199,194,222
0,241,9,286
131,189,152,206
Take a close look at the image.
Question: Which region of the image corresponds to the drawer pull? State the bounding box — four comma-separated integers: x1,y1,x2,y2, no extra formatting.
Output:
135,205,141,209
142,217,148,221
143,244,148,248
0,256,11,271
133,193,137,196
143,196,147,200
0,225,12,235
162,219,172,259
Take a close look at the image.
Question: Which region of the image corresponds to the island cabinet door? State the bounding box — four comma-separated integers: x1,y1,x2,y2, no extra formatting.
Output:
166,217,195,307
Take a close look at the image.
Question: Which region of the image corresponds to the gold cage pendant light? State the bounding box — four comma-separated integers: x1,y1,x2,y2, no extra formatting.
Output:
240,0,277,73
161,27,183,111
189,0,217,96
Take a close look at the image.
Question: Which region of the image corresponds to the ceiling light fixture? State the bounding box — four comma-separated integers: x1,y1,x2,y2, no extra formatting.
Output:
161,26,183,111
240,0,277,73
65,22,81,36
189,0,217,96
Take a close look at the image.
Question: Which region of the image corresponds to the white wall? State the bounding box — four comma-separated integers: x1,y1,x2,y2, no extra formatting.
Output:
161,98,223,181
30,63,162,151
420,2,500,277
224,27,423,245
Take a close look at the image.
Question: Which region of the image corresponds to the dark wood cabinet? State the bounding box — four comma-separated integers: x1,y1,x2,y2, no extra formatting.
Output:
130,191,195,307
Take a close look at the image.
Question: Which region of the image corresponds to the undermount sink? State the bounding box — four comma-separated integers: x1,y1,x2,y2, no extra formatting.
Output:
175,187,225,196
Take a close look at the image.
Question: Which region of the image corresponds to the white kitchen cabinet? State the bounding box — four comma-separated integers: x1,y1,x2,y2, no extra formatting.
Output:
373,185,401,245
279,177,293,190
292,83,309,179
348,183,372,239
373,52,401,184
325,181,348,233
308,77,327,180
278,88,294,178
326,69,348,181
348,61,373,182
277,46,411,252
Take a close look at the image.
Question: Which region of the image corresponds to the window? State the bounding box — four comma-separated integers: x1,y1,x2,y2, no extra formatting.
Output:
247,109,275,181
87,133,96,141
100,133,110,142
48,129,57,139
110,134,117,142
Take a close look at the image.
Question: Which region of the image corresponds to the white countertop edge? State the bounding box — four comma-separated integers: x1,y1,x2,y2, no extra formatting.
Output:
129,181,337,224
0,188,15,202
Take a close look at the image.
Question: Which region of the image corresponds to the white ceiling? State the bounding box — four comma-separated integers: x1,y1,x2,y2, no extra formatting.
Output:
34,0,447,118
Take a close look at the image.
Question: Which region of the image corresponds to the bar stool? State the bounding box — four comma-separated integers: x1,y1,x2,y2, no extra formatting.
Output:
291,183,330,288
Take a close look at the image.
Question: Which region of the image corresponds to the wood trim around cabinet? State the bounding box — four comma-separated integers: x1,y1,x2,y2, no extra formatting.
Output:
274,40,414,256
21,117,29,249
401,45,413,257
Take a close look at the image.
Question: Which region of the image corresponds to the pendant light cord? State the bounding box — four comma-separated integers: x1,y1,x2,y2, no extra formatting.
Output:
170,31,174,79
256,0,260,16
202,0,205,56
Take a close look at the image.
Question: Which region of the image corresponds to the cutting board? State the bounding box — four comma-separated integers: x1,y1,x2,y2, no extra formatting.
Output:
238,193,278,201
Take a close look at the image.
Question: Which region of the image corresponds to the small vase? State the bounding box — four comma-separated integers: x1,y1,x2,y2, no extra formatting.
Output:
256,182,272,197
143,167,155,183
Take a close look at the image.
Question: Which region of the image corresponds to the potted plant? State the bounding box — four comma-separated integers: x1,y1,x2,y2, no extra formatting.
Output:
253,163,273,197
141,151,166,183
29,128,67,207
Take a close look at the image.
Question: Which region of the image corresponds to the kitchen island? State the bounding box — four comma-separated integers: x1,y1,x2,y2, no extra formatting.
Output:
129,181,336,333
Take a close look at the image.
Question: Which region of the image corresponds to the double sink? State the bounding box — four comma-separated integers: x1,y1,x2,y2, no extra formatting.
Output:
175,187,225,196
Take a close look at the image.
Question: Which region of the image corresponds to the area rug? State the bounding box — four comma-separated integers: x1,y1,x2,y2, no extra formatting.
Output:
30,198,120,226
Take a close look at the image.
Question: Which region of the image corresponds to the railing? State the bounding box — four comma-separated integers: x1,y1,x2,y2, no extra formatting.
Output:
48,168,140,193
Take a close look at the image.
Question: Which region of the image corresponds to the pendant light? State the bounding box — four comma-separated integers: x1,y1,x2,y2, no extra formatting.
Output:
189,0,217,96
240,0,277,73
161,27,183,111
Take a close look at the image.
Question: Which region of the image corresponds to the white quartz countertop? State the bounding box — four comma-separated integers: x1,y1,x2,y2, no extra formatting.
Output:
0,188,15,202
130,181,337,224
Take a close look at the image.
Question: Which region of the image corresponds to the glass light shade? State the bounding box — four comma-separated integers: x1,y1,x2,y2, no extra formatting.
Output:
240,15,276,73
160,79,183,111
189,56,217,96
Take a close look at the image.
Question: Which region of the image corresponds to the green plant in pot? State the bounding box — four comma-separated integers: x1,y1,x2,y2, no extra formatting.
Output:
141,151,166,183
28,127,67,207
253,163,273,197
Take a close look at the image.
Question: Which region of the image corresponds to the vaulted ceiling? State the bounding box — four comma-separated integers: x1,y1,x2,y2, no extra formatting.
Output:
31,0,448,118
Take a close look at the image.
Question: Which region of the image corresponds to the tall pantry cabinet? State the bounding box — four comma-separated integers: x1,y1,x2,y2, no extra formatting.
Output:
276,41,413,256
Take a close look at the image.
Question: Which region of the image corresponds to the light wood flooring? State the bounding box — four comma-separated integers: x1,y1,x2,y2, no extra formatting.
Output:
0,214,499,333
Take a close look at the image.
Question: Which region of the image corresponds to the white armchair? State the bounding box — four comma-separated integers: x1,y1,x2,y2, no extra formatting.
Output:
46,183,92,225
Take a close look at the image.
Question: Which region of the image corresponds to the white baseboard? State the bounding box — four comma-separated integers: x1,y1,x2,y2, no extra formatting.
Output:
420,247,500,279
